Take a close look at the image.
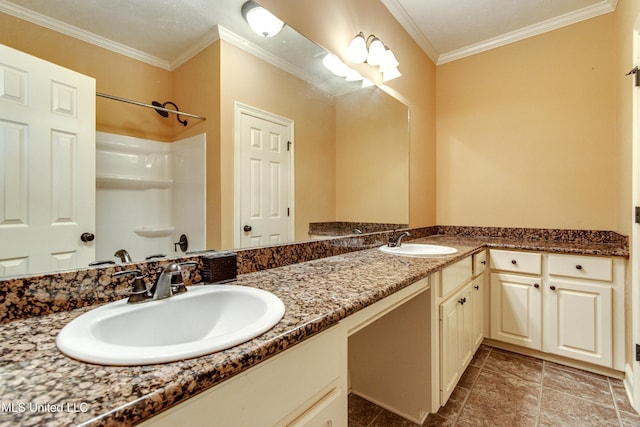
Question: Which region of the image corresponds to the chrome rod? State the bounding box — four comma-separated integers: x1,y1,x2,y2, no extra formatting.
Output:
96,92,207,121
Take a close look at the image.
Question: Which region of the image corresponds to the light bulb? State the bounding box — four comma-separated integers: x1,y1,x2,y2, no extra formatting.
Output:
345,68,363,82
382,66,402,82
241,1,284,38
322,53,349,77
366,37,386,66
379,48,399,72
361,78,375,88
346,33,368,64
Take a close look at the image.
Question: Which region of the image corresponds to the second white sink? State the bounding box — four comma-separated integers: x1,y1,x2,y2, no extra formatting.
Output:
56,285,285,366
380,243,458,257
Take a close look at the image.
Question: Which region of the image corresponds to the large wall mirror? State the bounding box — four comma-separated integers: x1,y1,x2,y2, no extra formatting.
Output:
0,0,409,278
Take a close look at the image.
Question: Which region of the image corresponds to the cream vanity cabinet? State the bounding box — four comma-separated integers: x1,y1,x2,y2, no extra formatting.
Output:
489,249,624,370
439,251,485,404
141,326,347,427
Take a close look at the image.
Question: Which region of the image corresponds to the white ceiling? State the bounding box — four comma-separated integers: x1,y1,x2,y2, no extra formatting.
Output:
0,0,619,73
382,0,618,64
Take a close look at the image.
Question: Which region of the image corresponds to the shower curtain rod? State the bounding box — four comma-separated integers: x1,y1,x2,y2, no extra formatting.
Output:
96,92,207,121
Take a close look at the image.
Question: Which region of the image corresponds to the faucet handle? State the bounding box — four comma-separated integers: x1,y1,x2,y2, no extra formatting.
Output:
170,261,198,294
113,269,149,303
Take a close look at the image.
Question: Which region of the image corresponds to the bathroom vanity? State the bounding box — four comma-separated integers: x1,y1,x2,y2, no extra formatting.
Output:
0,230,628,426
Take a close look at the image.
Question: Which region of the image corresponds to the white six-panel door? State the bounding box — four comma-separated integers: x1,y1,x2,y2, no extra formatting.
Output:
235,103,293,248
0,44,95,276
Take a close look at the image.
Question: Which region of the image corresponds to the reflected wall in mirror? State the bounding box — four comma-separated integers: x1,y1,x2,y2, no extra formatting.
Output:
0,0,409,278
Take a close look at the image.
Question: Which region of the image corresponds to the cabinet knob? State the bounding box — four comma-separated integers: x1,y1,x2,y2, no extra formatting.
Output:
576,265,583,270
550,285,556,291
474,285,479,290
481,260,487,265
533,283,539,289
511,259,517,265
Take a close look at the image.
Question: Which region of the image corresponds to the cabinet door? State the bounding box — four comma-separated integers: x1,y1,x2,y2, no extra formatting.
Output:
544,281,612,367
490,273,541,350
440,282,473,404
471,276,484,351
440,288,463,403
459,285,474,368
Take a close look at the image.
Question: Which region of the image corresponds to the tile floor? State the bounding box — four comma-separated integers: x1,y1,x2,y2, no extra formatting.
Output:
348,345,640,427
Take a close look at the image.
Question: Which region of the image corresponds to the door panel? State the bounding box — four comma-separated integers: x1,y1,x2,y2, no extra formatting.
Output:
544,281,612,367
0,44,95,276
238,109,292,248
490,273,542,349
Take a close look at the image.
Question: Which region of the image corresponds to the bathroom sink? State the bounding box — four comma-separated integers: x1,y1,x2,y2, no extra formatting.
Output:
379,243,458,257
56,285,285,366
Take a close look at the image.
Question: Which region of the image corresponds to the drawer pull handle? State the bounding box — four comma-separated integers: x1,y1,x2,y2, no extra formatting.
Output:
576,265,583,270
511,259,517,265
533,283,539,289
550,285,557,291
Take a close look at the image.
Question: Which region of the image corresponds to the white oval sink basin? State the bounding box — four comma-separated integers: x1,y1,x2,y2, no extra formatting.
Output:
56,285,285,366
379,243,458,257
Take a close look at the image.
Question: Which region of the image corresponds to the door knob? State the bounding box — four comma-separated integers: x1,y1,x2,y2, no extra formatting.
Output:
243,225,252,232
80,232,95,242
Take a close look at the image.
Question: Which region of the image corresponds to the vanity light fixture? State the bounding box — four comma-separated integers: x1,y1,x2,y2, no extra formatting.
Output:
346,32,401,82
241,1,284,38
322,53,372,88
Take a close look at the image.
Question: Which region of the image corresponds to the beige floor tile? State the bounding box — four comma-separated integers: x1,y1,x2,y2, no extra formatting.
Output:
482,348,543,383
610,378,636,415
348,346,639,427
538,388,619,427
349,393,383,427
542,362,614,407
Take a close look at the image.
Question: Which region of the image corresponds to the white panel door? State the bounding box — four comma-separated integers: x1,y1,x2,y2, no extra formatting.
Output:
544,281,612,367
0,44,95,276
490,273,542,350
237,109,293,248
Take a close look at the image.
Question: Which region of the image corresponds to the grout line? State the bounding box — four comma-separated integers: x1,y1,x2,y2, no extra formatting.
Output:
450,346,493,426
607,377,624,427
535,360,546,427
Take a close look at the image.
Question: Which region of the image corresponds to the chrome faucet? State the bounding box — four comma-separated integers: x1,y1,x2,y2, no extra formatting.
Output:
148,261,198,301
388,231,411,247
114,261,198,303
114,249,132,263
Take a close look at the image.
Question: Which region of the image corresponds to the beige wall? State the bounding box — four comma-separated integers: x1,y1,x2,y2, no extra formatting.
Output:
436,14,617,230
335,87,409,223
219,41,337,248
173,43,222,250
0,13,175,142
260,0,438,228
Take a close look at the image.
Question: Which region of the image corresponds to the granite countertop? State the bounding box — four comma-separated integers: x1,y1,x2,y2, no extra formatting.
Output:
0,236,627,426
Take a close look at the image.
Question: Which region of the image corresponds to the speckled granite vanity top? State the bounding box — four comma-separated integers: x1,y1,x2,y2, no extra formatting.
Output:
0,233,628,426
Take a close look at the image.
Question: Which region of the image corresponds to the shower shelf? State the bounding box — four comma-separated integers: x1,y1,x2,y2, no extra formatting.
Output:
96,174,173,190
133,226,175,238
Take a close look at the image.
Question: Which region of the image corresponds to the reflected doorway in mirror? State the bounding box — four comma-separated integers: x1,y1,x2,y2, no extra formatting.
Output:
234,103,294,248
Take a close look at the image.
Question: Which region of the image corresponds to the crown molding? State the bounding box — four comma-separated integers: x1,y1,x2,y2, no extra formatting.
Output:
0,0,172,70
381,0,617,66
380,0,439,64
437,0,618,64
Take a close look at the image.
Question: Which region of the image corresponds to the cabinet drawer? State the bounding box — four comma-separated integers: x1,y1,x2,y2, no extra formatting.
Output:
548,254,612,282
490,249,541,275
473,250,487,277
441,256,472,297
